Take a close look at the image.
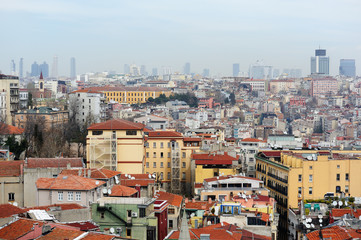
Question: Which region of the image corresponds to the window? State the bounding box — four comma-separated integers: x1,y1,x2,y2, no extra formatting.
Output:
309,187,313,195
153,162,156,168
160,162,164,168
168,208,175,214
93,131,103,135
76,192,81,201
8,193,15,201
249,157,254,162
337,165,340,169
168,142,171,148
298,175,302,182
160,142,164,148
153,142,157,148
336,174,340,181
168,162,171,168
182,162,186,168
160,152,164,158
345,185,349,193
168,152,171,158
127,210,132,217
182,172,186,180
160,172,163,180
146,152,149,158
126,229,131,237
145,142,149,148
146,162,149,168
58,191,63,201
68,191,74,201
346,173,349,181
182,152,186,158
100,212,105,218
309,166,312,170
168,172,170,179
139,208,146,218
169,220,173,228
126,130,137,135
153,152,156,158
298,187,302,194
89,99,91,103
336,186,341,193
309,175,313,183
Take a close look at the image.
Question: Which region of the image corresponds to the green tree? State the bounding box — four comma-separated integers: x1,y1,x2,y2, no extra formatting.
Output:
230,92,236,105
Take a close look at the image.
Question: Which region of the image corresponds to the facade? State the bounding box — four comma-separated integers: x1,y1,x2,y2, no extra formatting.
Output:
339,59,356,77
69,89,107,126
14,107,69,130
311,49,329,75
87,119,145,173
242,79,267,92
70,57,76,79
92,197,158,239
0,161,24,207
135,114,169,130
269,80,295,94
311,77,338,96
19,89,28,109
154,191,183,231
233,63,240,77
239,138,267,177
0,74,19,124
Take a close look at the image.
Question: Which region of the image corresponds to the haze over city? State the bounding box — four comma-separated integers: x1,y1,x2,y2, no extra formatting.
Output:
1,0,361,76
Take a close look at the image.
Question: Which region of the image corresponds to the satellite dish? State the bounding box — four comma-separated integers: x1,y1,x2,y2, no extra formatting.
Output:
207,221,211,225
102,188,108,194
131,177,135,180
110,227,115,234
319,219,323,223
125,174,128,177
320,224,323,227
338,201,343,206
148,174,152,179
345,202,348,206
332,201,337,206
307,218,312,223
108,189,112,195
306,224,310,229
302,215,306,220
248,195,251,198
302,220,307,225
311,224,315,228
128,175,132,179
96,181,99,185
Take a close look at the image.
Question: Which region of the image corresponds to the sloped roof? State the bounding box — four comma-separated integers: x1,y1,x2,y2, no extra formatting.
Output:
147,131,183,138
0,122,24,135
26,158,83,168
204,175,262,183
109,185,138,197
154,191,183,207
0,204,27,218
0,218,44,239
184,201,215,210
36,227,83,240
82,232,115,240
241,138,265,142
192,152,237,162
61,168,121,180
306,226,361,240
64,221,99,231
36,174,105,190
0,160,23,177
25,203,85,211
88,119,145,130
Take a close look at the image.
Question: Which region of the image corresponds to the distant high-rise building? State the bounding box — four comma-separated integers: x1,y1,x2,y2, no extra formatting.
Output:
161,66,172,75
39,61,49,78
19,58,23,78
140,65,147,76
273,69,280,79
152,68,158,76
31,61,39,77
283,68,302,78
124,64,130,74
70,57,76,79
249,61,272,80
339,59,356,77
51,55,58,78
311,48,329,75
202,68,210,77
10,60,16,75
233,63,240,77
183,62,190,75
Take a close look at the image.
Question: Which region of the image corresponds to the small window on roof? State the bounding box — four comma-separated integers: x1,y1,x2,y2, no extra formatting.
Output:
93,131,103,135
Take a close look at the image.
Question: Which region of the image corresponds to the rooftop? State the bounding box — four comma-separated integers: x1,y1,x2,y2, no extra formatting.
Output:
88,119,145,130
26,157,83,168
154,191,183,207
36,174,106,190
0,160,23,177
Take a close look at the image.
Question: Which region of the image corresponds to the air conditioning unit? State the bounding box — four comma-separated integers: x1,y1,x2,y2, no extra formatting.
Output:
132,212,138,217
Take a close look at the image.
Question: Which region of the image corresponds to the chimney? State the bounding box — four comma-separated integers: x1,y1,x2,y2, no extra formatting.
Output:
192,198,195,203
185,198,189,203
208,198,212,204
66,163,71,169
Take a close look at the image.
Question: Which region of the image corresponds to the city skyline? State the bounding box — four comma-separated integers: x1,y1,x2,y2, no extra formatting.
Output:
1,0,361,76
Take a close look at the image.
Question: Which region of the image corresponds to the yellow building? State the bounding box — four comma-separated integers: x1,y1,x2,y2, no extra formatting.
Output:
87,119,145,173
145,132,200,194
87,86,171,105
256,149,361,234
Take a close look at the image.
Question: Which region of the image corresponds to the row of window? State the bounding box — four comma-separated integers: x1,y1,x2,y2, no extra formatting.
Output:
146,171,187,180
146,152,186,158
299,185,349,195
146,142,179,148
146,161,187,168
298,173,349,182
105,92,155,97
58,191,81,201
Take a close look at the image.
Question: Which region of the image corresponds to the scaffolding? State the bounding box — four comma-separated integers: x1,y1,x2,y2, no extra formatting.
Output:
88,132,117,171
171,141,181,194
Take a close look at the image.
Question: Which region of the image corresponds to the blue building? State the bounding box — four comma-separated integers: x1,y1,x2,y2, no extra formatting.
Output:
339,59,356,77
311,48,329,75
233,63,240,77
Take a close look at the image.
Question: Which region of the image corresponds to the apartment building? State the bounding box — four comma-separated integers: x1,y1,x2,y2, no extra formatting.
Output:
0,74,19,124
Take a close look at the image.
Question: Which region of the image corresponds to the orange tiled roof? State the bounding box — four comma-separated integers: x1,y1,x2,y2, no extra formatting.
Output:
0,160,23,177
241,138,265,142
0,219,44,239
147,131,183,138
36,227,83,240
109,185,138,197
82,232,115,240
36,174,105,190
61,168,121,179
154,191,183,207
0,204,27,218
70,89,102,94
88,119,145,130
25,203,85,211
0,122,24,135
26,158,83,168
185,201,215,210
306,226,361,240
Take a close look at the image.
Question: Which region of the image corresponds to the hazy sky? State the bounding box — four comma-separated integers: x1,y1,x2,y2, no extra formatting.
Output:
1,0,361,77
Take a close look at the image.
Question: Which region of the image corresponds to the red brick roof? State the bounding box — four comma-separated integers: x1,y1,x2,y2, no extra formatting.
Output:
331,208,361,218
64,221,99,231
0,160,23,177
147,131,183,138
154,191,183,207
0,218,44,239
192,152,237,162
204,175,262,183
70,89,102,94
25,203,85,211
183,137,202,142
0,122,24,135
0,204,27,218
82,232,115,240
306,226,361,240
120,179,155,187
36,174,106,190
26,158,83,168
109,185,138,197
88,119,145,130
185,201,215,210
61,168,121,179
36,227,83,240
241,138,265,142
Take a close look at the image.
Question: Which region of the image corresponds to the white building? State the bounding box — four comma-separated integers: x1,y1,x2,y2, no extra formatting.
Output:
239,138,267,177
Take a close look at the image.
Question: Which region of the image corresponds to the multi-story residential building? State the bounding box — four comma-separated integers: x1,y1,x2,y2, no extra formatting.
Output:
0,91,6,121
86,86,171,105
87,119,145,173
19,89,28,109
256,149,361,238
269,79,295,94
69,89,107,126
154,191,183,231
0,74,19,124
239,138,267,177
91,197,158,239
36,174,106,207
311,77,338,96
242,79,267,92
14,107,69,130
135,114,169,130
145,131,200,194
0,161,24,207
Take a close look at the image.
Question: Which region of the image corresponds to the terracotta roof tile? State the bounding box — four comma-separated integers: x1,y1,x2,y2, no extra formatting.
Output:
61,168,121,179
0,204,27,218
154,191,183,207
0,160,23,177
36,227,83,240
0,218,44,239
0,122,24,135
109,185,138,197
147,131,183,138
26,158,83,168
64,221,99,231
185,201,215,210
192,153,237,165
306,226,361,240
204,175,262,183
88,119,145,130
36,174,106,190
25,203,85,211
82,232,115,240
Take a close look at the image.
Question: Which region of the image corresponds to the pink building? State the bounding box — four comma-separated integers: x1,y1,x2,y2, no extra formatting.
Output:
311,77,338,96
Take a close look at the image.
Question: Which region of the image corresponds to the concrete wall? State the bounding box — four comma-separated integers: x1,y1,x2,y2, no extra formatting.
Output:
0,176,24,207
50,208,91,222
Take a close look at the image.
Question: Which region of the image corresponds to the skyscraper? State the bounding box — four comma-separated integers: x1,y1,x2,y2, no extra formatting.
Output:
152,68,158,76
31,61,39,77
202,68,210,77
51,55,58,78
233,63,240,77
10,60,16,75
124,64,130,74
140,65,147,76
70,57,76,79
339,59,356,77
39,61,49,78
183,62,190,75
311,49,329,75
19,58,23,78
249,61,272,80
